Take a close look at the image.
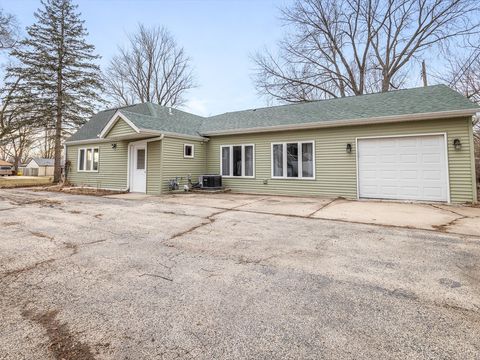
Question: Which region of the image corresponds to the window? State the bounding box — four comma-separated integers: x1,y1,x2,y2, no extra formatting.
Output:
221,147,230,176
220,144,255,177
136,148,145,170
93,148,99,171
184,144,194,158
78,147,99,172
78,149,85,171
271,141,315,179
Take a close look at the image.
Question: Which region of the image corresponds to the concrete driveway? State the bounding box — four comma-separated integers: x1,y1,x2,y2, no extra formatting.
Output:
113,192,480,236
1,189,480,359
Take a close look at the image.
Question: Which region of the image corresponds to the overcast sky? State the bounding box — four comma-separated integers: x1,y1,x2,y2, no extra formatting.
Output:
1,0,293,116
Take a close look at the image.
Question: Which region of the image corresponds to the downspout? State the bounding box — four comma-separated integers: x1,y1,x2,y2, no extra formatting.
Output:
159,134,165,195
63,143,67,182
126,142,132,192
469,116,478,203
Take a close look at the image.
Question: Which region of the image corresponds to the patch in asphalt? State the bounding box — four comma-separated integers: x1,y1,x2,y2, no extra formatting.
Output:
439,278,462,288
21,309,96,360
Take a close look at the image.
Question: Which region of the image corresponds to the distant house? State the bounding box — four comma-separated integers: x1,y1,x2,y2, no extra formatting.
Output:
17,162,28,175
25,158,55,176
0,160,14,176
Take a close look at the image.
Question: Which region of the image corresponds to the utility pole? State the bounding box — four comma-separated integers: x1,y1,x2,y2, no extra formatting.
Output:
422,60,428,87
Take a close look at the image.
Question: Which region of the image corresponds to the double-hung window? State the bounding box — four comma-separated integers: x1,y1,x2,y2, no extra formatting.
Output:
78,147,99,172
271,141,315,179
220,144,254,178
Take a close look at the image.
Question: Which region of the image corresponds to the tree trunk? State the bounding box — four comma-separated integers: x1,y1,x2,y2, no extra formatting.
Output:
54,12,64,183
381,70,390,92
422,60,428,87
54,98,62,182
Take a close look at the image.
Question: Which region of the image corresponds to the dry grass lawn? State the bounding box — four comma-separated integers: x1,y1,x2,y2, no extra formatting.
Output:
0,176,53,188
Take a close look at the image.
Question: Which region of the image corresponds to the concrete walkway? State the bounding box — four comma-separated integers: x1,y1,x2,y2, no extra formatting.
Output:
106,192,480,237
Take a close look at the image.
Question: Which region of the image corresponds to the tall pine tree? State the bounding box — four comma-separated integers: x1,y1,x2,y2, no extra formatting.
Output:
8,0,102,182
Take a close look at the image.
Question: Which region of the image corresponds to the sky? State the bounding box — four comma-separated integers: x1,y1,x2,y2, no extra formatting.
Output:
0,0,293,116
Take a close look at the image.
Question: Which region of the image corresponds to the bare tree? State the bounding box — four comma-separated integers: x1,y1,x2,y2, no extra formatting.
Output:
0,8,19,51
433,42,480,189
104,24,196,107
253,0,480,102
0,125,35,169
437,45,480,104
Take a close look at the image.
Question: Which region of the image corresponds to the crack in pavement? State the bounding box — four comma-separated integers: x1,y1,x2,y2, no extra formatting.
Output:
138,273,173,282
168,209,230,241
427,203,473,218
307,197,342,217
0,258,57,280
432,216,469,232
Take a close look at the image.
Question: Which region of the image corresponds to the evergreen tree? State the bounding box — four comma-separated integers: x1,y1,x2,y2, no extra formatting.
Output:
8,0,102,182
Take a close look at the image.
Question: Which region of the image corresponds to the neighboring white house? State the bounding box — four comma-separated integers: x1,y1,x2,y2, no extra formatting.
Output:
25,158,55,176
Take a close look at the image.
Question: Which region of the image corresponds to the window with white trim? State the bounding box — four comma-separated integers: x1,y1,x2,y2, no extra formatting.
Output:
220,144,254,177
184,144,194,158
78,147,99,172
271,141,315,179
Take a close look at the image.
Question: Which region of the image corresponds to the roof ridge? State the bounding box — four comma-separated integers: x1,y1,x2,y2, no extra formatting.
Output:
95,102,146,115
209,84,451,118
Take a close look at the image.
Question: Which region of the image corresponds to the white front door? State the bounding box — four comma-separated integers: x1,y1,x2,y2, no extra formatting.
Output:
357,135,448,202
131,143,147,193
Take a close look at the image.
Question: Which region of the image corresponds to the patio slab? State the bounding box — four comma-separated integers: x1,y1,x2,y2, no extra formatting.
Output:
234,195,333,217
160,193,265,209
311,199,461,231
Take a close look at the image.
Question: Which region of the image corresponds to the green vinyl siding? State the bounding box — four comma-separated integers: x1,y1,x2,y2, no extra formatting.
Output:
105,118,137,138
206,117,475,203
160,137,207,193
147,140,162,194
66,141,128,190
66,116,476,203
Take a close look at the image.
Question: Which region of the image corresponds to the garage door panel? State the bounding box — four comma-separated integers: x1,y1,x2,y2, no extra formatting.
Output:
400,154,418,163
399,186,420,197
399,170,418,179
423,170,441,180
378,170,396,179
424,187,443,197
358,135,448,202
423,153,441,164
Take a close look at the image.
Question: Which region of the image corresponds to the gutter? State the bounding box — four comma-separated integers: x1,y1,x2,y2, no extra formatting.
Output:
65,131,206,145
201,108,479,136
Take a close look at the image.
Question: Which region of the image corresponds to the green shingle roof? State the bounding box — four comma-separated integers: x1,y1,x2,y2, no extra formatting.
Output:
67,85,479,142
67,103,205,142
200,84,479,134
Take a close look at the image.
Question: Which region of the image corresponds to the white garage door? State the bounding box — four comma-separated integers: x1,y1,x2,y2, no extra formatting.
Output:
357,135,448,202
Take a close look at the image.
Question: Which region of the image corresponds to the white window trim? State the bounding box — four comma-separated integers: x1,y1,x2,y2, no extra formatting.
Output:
220,144,255,178
77,147,99,172
271,140,315,180
183,143,194,158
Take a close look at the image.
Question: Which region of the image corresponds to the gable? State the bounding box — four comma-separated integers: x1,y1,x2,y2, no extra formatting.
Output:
105,117,138,138
26,160,39,168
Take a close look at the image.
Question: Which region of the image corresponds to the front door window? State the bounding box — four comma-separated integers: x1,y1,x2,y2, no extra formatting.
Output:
136,149,145,170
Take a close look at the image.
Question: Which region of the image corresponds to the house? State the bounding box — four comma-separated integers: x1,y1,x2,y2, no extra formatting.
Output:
0,160,14,176
65,85,479,203
16,162,27,175
25,158,55,176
